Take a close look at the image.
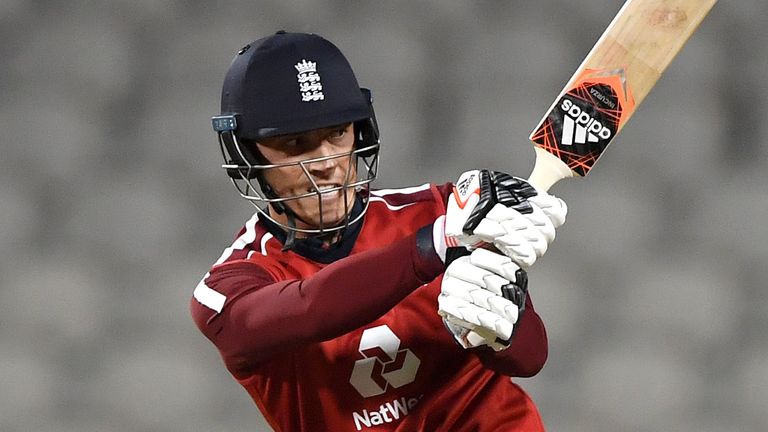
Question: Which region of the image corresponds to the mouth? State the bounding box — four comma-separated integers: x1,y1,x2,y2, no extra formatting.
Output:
307,183,343,194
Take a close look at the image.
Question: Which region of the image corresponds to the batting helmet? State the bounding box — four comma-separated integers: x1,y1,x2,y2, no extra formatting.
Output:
211,31,380,241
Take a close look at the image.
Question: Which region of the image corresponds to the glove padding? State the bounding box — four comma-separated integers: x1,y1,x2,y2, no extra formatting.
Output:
445,170,567,268
438,248,528,351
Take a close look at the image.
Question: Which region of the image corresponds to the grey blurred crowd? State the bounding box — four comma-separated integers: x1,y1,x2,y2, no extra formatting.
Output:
2,1,767,431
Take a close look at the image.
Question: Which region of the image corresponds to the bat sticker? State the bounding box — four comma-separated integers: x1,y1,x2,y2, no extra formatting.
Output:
530,68,636,176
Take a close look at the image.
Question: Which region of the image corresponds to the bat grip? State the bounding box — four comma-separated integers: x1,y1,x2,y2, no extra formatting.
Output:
527,146,575,192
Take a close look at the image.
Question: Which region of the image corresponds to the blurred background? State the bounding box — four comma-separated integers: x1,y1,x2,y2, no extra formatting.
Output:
2,0,767,431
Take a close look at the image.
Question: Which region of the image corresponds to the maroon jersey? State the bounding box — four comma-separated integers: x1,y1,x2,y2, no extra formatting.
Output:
191,183,548,431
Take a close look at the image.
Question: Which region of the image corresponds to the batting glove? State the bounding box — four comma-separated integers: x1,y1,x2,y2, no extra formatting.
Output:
438,248,528,351
444,169,567,268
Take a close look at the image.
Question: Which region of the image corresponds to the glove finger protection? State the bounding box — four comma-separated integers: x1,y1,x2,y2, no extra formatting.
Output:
443,317,510,351
472,204,548,268
474,203,554,247
444,169,567,267
438,249,528,350
528,189,568,228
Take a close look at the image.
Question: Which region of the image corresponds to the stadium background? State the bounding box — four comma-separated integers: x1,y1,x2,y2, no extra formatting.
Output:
2,1,767,430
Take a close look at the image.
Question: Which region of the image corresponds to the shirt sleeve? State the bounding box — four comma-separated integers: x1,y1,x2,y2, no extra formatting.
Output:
435,182,453,206
190,224,444,378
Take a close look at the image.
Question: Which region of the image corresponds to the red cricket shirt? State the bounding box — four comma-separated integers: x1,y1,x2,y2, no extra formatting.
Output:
191,183,548,431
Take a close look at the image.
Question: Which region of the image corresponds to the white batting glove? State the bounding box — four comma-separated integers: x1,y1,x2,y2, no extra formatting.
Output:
444,170,567,268
438,248,528,351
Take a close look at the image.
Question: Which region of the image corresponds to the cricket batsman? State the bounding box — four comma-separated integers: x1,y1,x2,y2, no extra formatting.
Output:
191,31,567,431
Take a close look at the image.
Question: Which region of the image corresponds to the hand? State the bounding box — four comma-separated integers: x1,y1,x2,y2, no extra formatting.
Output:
438,248,528,351
444,170,567,267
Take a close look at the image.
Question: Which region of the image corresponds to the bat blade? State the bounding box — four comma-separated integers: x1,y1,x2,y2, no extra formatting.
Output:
528,0,718,192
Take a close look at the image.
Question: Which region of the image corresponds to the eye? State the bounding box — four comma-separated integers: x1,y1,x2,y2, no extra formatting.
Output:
328,128,345,140
326,124,351,144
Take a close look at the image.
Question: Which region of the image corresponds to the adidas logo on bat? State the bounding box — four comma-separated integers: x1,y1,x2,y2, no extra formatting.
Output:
560,98,612,145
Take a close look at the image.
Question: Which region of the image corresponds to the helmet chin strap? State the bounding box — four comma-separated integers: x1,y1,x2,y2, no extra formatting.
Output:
282,211,298,251
258,172,318,249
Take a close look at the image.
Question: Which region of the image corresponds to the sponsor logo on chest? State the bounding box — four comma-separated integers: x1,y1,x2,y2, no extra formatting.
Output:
349,325,420,397
349,325,422,429
352,395,422,431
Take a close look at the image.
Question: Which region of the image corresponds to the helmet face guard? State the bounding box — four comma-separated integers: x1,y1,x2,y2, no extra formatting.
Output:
213,114,380,235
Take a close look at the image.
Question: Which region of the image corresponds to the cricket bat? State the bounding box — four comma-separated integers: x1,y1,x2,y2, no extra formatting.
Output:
527,0,718,192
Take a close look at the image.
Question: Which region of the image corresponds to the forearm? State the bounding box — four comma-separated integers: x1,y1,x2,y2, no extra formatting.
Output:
192,225,443,375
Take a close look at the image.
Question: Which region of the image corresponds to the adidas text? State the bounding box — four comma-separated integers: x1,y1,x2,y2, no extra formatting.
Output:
352,396,421,430
560,98,612,145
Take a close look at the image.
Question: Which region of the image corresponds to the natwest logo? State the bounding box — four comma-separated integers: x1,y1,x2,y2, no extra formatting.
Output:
349,325,420,398
352,396,422,431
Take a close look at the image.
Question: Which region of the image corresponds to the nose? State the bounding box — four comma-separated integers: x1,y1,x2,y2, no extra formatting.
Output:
304,139,342,178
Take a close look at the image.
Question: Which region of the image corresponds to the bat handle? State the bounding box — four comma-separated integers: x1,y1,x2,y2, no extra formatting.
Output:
527,146,575,193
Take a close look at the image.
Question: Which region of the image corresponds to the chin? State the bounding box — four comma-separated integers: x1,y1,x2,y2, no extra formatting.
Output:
295,207,346,230
294,193,355,229
319,210,349,227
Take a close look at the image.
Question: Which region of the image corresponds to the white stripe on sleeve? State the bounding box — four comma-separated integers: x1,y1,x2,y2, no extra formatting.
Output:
193,273,226,313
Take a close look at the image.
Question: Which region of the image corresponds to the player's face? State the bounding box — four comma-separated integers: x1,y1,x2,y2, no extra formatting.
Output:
255,122,357,231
